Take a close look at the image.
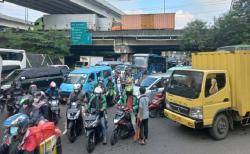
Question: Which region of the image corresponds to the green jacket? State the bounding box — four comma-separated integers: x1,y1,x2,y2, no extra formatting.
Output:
118,95,138,113
88,94,107,112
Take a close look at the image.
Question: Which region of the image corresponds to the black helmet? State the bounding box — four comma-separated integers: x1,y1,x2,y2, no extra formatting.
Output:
29,84,38,95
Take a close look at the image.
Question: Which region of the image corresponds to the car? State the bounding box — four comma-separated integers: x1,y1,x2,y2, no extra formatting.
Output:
59,66,112,103
133,66,191,101
1,67,64,92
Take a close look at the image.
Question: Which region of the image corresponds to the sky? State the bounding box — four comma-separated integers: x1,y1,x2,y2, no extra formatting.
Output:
0,0,232,29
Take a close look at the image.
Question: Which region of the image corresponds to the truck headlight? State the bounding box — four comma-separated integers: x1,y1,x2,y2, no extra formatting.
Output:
189,107,203,119
165,101,171,109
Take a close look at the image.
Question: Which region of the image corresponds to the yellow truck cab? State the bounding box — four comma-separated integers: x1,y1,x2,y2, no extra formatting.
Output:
164,50,250,140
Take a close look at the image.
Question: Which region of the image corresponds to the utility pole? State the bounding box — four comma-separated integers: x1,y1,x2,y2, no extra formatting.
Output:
25,8,29,30
164,0,166,13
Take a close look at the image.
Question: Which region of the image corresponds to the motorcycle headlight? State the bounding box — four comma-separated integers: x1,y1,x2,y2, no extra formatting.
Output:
189,107,203,119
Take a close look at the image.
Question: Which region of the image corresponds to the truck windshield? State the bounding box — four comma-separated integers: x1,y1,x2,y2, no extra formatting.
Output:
65,74,87,84
167,70,203,99
140,77,157,88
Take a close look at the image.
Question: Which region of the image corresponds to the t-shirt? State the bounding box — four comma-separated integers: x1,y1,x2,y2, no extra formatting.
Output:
139,95,149,120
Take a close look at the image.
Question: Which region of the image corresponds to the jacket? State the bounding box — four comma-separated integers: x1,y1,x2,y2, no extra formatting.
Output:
118,95,138,113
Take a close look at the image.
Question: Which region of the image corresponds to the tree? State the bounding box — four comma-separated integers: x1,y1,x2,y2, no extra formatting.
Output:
181,20,211,51
0,30,70,56
181,0,249,51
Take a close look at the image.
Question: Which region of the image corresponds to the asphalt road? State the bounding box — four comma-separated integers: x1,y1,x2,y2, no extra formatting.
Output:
1,105,250,154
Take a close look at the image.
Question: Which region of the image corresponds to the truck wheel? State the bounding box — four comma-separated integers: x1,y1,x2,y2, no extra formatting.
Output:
209,114,229,140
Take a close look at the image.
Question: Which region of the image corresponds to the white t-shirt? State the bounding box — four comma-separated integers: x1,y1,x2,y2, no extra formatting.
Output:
139,95,150,120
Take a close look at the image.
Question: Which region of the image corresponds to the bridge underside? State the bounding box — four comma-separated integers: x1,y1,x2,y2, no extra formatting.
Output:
5,0,123,20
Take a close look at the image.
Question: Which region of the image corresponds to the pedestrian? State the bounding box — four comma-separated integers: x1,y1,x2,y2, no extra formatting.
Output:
137,86,149,145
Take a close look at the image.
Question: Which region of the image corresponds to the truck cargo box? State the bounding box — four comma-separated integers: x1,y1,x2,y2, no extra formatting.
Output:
192,51,250,116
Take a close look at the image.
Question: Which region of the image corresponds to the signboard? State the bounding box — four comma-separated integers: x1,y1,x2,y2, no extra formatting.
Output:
71,22,92,45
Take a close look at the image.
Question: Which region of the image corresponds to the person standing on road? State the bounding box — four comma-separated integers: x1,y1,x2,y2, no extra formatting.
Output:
138,86,150,145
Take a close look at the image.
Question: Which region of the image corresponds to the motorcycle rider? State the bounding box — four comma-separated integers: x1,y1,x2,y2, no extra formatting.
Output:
87,86,108,144
117,84,138,132
45,81,61,117
28,84,38,96
106,77,115,106
19,95,41,125
6,80,24,114
67,84,87,134
33,91,50,120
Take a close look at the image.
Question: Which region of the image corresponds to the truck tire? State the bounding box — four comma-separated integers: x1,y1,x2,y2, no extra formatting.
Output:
209,114,229,140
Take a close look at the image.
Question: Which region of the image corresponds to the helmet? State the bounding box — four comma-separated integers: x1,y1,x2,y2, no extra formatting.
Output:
73,84,81,93
94,87,103,97
12,80,22,89
125,85,133,95
9,114,29,136
49,81,56,88
108,77,113,81
29,84,38,95
20,95,34,106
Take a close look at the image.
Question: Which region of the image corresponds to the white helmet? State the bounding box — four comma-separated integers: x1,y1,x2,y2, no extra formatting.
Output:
94,87,103,95
73,84,81,93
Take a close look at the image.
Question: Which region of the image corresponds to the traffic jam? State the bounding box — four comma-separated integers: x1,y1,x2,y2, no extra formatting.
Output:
0,47,249,153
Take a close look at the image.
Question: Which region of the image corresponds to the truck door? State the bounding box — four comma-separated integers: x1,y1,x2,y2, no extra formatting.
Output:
203,73,231,126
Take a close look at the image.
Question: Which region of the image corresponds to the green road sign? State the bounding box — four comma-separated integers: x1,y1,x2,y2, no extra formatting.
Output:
71,22,92,45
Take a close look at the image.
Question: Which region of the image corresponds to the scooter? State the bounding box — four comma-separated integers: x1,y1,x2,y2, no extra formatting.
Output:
110,105,134,146
66,101,82,143
149,92,165,118
48,96,60,125
84,108,102,153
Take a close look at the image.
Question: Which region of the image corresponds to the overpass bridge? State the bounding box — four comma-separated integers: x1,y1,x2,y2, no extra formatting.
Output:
70,30,185,57
5,0,124,20
0,13,33,30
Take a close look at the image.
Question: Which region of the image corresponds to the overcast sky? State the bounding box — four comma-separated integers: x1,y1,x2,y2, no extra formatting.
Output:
0,0,232,29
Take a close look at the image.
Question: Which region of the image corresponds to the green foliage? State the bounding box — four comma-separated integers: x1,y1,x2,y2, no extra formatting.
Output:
0,30,70,56
181,0,250,51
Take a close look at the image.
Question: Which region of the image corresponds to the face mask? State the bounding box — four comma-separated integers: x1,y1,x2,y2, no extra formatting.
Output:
74,89,79,93
23,104,28,109
10,127,18,136
34,98,39,103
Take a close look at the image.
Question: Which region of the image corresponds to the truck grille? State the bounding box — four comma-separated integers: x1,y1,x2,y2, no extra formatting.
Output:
169,102,190,116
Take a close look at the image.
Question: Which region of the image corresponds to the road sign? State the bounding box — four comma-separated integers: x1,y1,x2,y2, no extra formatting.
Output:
71,22,92,45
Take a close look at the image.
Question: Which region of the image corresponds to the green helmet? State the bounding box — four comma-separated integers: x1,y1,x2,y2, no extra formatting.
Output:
125,85,133,95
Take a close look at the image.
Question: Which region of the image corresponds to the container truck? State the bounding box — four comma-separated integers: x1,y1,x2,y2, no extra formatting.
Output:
164,50,250,140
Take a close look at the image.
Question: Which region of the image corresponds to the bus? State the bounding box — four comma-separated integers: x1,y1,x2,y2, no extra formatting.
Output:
132,54,166,73
0,48,27,78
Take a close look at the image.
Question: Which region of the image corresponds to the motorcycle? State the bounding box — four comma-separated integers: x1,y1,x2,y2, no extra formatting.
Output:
48,96,60,125
6,95,22,116
0,113,29,153
84,108,102,153
149,92,165,118
66,101,83,143
110,105,134,146
106,87,115,107
0,92,5,113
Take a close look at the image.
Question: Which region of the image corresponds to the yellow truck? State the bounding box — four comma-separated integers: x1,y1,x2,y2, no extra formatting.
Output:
164,50,250,140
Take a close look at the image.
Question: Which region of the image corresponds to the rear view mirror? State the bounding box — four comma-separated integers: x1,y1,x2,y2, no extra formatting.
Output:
20,77,26,80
